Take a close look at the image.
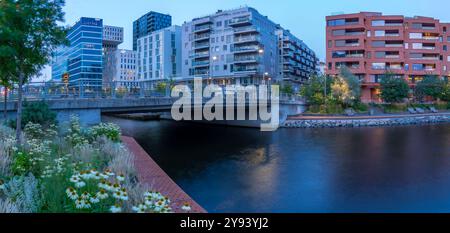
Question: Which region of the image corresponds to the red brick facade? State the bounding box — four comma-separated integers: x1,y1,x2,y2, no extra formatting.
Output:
326,12,450,102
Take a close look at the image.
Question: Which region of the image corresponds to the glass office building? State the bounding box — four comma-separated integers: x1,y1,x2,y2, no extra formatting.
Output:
52,17,103,91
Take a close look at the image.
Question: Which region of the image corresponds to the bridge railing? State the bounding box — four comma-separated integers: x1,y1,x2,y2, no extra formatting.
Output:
2,81,304,104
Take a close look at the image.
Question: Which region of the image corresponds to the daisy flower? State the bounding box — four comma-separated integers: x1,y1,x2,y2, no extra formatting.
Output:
132,204,147,213
181,203,192,212
116,174,125,182
110,204,122,213
97,189,109,199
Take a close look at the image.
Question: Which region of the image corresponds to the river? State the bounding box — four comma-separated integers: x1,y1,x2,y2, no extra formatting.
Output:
104,116,450,213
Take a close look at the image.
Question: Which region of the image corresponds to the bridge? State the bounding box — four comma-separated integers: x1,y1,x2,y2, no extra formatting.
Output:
2,81,307,128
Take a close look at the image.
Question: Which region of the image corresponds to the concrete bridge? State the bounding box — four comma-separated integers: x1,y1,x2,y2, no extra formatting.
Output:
3,96,306,128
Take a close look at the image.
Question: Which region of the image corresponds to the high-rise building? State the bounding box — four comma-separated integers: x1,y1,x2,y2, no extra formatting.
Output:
103,49,138,89
103,25,124,51
133,11,172,50
326,12,450,102
136,25,181,88
181,7,318,87
52,17,103,90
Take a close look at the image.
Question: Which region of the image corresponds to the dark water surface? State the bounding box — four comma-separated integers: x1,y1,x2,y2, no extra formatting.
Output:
104,116,450,213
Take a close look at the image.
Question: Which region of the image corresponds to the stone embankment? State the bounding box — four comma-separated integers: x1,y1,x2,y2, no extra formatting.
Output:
283,114,450,128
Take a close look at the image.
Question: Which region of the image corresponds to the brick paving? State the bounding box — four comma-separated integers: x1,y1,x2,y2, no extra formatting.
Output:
289,112,450,120
121,136,207,213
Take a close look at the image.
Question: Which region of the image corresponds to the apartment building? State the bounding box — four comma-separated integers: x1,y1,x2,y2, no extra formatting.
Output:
103,25,124,88
326,12,450,102
181,7,318,87
52,17,103,90
136,25,182,88
103,49,138,89
133,11,172,50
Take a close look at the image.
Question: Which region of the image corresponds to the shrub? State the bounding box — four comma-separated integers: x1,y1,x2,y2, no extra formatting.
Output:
10,102,57,129
383,104,407,113
380,74,410,103
89,123,121,143
415,75,446,101
3,174,42,213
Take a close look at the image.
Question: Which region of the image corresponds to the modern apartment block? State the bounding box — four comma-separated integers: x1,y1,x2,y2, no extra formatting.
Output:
103,49,138,89
103,25,124,51
52,17,103,90
181,7,318,87
326,12,450,102
133,11,172,50
136,26,182,88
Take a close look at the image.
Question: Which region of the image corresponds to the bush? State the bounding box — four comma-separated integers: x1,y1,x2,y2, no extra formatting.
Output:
8,101,57,129
380,74,410,103
89,123,121,143
383,103,407,113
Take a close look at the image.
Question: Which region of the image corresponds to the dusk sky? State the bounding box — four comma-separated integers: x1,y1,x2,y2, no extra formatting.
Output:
40,0,450,80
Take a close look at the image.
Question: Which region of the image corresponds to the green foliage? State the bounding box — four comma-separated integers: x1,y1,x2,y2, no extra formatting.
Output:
382,103,408,113
89,123,121,143
338,66,361,103
11,151,32,176
380,73,410,103
22,101,57,127
300,75,333,106
415,75,446,101
280,83,294,95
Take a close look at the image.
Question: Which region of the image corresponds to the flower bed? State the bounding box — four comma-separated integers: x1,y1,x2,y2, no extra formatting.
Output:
0,116,193,213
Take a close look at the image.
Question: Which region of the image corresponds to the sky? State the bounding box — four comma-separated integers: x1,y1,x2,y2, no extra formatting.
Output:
39,0,450,80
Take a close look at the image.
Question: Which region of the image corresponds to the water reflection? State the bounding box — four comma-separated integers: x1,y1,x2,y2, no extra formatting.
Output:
104,116,450,213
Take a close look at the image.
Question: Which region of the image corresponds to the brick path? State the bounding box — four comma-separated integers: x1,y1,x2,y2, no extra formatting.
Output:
121,136,207,213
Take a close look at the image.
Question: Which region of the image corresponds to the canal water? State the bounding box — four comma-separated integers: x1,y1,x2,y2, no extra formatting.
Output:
104,116,450,213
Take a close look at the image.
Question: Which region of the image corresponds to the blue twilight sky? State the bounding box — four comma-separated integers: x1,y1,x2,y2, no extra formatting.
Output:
39,0,450,80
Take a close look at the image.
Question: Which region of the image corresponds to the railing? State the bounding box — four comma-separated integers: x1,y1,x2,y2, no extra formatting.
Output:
234,36,260,43
194,24,212,32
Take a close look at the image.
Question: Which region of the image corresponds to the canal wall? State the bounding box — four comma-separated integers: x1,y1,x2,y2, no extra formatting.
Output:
121,136,207,213
282,114,450,128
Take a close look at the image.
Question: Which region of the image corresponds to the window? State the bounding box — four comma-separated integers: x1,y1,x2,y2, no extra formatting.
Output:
216,21,222,27
371,20,385,26
409,33,422,39
374,30,385,37
367,30,371,37
412,43,422,49
412,64,424,71
372,62,386,70
223,45,227,51
335,40,346,47
372,41,385,47
375,51,385,58
328,40,332,48
332,30,345,36
327,19,345,26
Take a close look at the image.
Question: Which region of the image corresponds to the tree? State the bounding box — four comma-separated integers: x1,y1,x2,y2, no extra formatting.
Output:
379,73,410,103
442,78,450,102
415,75,446,101
300,75,333,106
338,66,361,105
280,83,294,96
0,0,67,143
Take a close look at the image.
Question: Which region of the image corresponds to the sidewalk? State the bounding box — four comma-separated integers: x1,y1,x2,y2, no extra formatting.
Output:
121,136,207,213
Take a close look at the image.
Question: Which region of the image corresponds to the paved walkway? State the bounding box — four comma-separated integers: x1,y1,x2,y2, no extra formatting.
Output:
289,112,450,120
121,136,207,213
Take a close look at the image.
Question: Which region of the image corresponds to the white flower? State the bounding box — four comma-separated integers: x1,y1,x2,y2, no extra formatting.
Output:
92,172,101,180
80,192,91,200
181,203,192,212
75,181,86,188
110,205,122,213
100,173,109,179
90,195,100,204
69,175,81,183
96,190,109,199
75,198,91,209
132,204,147,213
144,199,154,207
116,174,125,182
0,180,5,191
104,169,115,176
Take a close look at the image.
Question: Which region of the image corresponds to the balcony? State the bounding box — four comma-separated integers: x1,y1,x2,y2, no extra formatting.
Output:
194,24,212,33
229,17,251,26
234,26,259,34
194,42,210,49
192,60,210,67
233,45,260,54
234,35,260,44
194,33,210,41
234,55,261,64
233,66,259,73
192,51,210,58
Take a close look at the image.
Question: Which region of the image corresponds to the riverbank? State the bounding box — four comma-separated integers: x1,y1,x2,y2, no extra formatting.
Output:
283,113,450,128
121,136,207,213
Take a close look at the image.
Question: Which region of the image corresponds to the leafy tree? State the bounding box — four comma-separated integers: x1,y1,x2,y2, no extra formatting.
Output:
300,75,333,105
281,83,294,96
0,0,67,143
415,75,446,101
338,67,361,105
379,73,410,103
442,78,450,102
